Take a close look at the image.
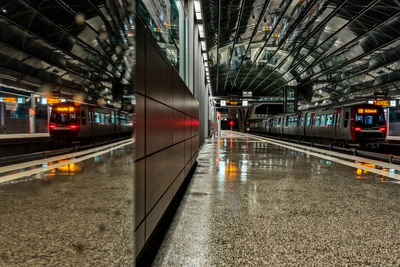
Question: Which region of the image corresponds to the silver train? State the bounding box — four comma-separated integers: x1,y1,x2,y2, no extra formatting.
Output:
49,102,133,140
249,104,386,146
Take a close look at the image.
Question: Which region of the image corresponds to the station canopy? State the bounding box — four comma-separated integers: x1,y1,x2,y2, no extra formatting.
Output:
203,0,400,108
0,0,134,110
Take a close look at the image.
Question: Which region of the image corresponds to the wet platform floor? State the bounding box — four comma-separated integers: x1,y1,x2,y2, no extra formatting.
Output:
0,143,134,266
153,131,400,266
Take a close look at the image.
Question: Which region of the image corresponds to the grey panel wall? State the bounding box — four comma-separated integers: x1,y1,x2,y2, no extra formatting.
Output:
134,19,199,258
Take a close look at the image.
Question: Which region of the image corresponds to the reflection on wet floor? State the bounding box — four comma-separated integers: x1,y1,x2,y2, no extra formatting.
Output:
0,145,134,266
153,131,400,266
48,162,83,176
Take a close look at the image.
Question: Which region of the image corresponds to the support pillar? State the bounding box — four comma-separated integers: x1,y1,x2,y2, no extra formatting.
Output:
29,94,36,133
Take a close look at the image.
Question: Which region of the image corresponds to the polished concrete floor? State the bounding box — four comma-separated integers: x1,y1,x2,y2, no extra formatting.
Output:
153,131,400,266
0,144,134,266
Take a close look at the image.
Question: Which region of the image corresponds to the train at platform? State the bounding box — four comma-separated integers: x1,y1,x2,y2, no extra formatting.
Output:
49,101,133,141
249,103,387,147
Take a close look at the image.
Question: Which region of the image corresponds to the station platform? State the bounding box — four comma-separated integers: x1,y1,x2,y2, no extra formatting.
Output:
0,133,50,145
153,131,400,265
0,139,134,266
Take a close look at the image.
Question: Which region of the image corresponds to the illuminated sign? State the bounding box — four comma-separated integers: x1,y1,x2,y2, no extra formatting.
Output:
48,98,61,104
220,100,226,107
2,97,17,103
358,108,377,114
243,91,252,97
57,107,75,112
242,100,248,107
374,100,390,106
227,100,241,106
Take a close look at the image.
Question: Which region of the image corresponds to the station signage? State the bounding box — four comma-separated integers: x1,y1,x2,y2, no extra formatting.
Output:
243,91,252,97
48,98,62,104
227,100,241,106
0,97,17,103
6,102,18,111
373,100,390,106
219,100,248,107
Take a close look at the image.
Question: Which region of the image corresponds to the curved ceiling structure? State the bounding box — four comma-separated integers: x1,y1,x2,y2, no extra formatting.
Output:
0,0,134,109
203,0,400,108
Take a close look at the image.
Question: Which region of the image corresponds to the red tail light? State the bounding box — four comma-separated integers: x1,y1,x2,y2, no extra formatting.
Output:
379,127,386,132
354,127,362,132
69,124,79,129
49,123,56,129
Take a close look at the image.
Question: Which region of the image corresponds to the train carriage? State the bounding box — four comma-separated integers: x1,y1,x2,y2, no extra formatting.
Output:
49,102,132,141
250,103,386,146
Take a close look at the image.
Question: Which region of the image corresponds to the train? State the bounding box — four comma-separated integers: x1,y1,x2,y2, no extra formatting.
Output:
49,102,133,141
249,103,387,147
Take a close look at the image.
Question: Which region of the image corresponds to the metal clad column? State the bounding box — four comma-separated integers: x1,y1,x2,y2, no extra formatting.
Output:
178,1,185,81
0,103,4,133
29,94,36,133
188,0,194,93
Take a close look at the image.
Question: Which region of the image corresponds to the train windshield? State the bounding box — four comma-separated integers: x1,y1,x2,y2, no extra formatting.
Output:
355,108,385,128
50,106,78,125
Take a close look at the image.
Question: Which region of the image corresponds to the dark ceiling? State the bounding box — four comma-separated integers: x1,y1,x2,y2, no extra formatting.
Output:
0,0,134,109
203,0,400,108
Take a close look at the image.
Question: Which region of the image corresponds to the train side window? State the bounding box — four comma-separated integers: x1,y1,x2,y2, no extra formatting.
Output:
104,114,110,125
301,118,305,127
306,115,311,127
94,112,100,124
321,115,326,127
326,114,333,127
344,112,349,128
81,110,86,125
315,116,321,127
336,113,341,127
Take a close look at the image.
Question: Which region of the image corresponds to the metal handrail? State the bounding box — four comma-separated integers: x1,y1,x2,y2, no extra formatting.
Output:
252,132,399,165
0,136,130,167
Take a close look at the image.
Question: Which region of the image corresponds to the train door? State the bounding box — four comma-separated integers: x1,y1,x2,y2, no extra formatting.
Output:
310,113,316,137
112,110,116,135
79,107,87,138
88,108,94,135
300,113,306,137
297,114,301,136
342,108,351,140
305,113,311,137
333,108,341,139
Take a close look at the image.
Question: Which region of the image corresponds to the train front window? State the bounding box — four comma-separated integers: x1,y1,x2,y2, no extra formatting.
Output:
50,108,78,125
355,109,384,127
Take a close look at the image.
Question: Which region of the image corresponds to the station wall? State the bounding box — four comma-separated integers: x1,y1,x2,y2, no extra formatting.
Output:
134,19,199,258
